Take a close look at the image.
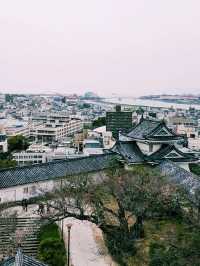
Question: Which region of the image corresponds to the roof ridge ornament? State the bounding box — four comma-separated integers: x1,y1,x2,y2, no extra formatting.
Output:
15,246,24,266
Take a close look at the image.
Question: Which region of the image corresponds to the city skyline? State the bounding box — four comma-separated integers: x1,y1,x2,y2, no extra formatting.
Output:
1,0,200,96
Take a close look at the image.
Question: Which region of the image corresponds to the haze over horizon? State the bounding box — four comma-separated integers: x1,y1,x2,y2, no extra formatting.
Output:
1,0,200,97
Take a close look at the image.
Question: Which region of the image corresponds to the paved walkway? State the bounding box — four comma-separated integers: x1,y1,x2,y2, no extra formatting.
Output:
61,217,117,266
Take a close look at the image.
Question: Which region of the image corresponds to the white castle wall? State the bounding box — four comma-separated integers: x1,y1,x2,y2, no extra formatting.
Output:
176,162,190,171
137,142,161,155
0,171,107,203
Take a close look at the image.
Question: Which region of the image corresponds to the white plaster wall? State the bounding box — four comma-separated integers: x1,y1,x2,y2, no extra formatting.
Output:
176,162,190,171
0,140,8,153
0,171,107,203
188,138,200,151
0,180,55,203
137,142,161,155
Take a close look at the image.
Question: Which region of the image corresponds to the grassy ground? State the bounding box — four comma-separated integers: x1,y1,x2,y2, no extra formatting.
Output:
38,222,67,266
39,223,60,241
126,218,199,266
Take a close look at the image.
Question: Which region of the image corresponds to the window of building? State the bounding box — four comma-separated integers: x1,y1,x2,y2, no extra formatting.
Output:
31,185,36,194
190,134,195,138
23,187,29,194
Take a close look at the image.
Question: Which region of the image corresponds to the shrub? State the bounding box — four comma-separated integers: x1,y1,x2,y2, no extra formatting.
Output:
38,238,66,266
38,223,66,266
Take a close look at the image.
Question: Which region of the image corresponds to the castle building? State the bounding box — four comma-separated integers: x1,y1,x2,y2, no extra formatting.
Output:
112,118,198,171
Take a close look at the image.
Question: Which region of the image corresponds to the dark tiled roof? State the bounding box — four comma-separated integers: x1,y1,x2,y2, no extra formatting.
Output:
127,119,161,139
118,133,133,142
148,145,198,163
112,141,144,164
158,160,200,204
126,119,183,141
0,249,47,266
0,153,116,189
0,257,15,266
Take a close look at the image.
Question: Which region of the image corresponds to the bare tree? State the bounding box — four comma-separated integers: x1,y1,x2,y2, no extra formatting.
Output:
41,164,180,239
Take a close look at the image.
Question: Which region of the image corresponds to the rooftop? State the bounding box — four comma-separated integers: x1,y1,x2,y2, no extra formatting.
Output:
124,118,183,142
158,160,200,205
0,153,116,189
147,144,198,163
112,141,144,164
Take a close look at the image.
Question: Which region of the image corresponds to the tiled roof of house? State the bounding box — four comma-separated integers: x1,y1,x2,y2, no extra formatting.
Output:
158,160,200,205
147,144,198,163
112,141,144,164
0,248,47,266
0,153,116,189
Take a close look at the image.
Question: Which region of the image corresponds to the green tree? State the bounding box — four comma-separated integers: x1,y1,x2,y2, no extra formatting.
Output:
189,163,200,176
0,159,17,169
92,117,106,128
39,239,66,266
8,135,29,152
5,94,14,103
38,223,66,266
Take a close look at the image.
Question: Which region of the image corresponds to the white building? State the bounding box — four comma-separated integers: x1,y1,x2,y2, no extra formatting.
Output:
13,151,48,165
29,119,83,143
0,133,8,153
83,139,104,156
13,144,78,166
92,126,115,149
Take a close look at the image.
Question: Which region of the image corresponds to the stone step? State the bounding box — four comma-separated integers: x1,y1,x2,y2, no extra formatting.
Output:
0,217,44,258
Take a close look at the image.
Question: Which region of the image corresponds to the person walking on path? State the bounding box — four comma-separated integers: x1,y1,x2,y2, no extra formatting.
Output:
24,199,28,212
38,203,44,215
21,199,25,211
46,203,50,214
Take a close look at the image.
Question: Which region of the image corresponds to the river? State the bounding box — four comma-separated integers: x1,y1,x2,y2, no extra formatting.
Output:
103,97,200,110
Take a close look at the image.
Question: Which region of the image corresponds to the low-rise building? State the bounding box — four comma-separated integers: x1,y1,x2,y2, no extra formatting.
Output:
83,139,104,156
13,151,48,165
13,144,78,166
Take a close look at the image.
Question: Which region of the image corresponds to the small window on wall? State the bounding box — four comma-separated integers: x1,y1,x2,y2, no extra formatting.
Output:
23,187,29,194
31,185,36,194
149,144,153,153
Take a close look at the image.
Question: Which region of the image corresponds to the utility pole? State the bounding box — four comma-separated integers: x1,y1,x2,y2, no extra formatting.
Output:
67,223,72,266
60,178,64,239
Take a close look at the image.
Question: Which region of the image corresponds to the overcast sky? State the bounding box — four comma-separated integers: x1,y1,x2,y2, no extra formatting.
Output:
0,0,200,97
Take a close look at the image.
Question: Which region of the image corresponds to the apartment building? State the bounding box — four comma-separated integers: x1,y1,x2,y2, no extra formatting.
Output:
29,119,83,143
